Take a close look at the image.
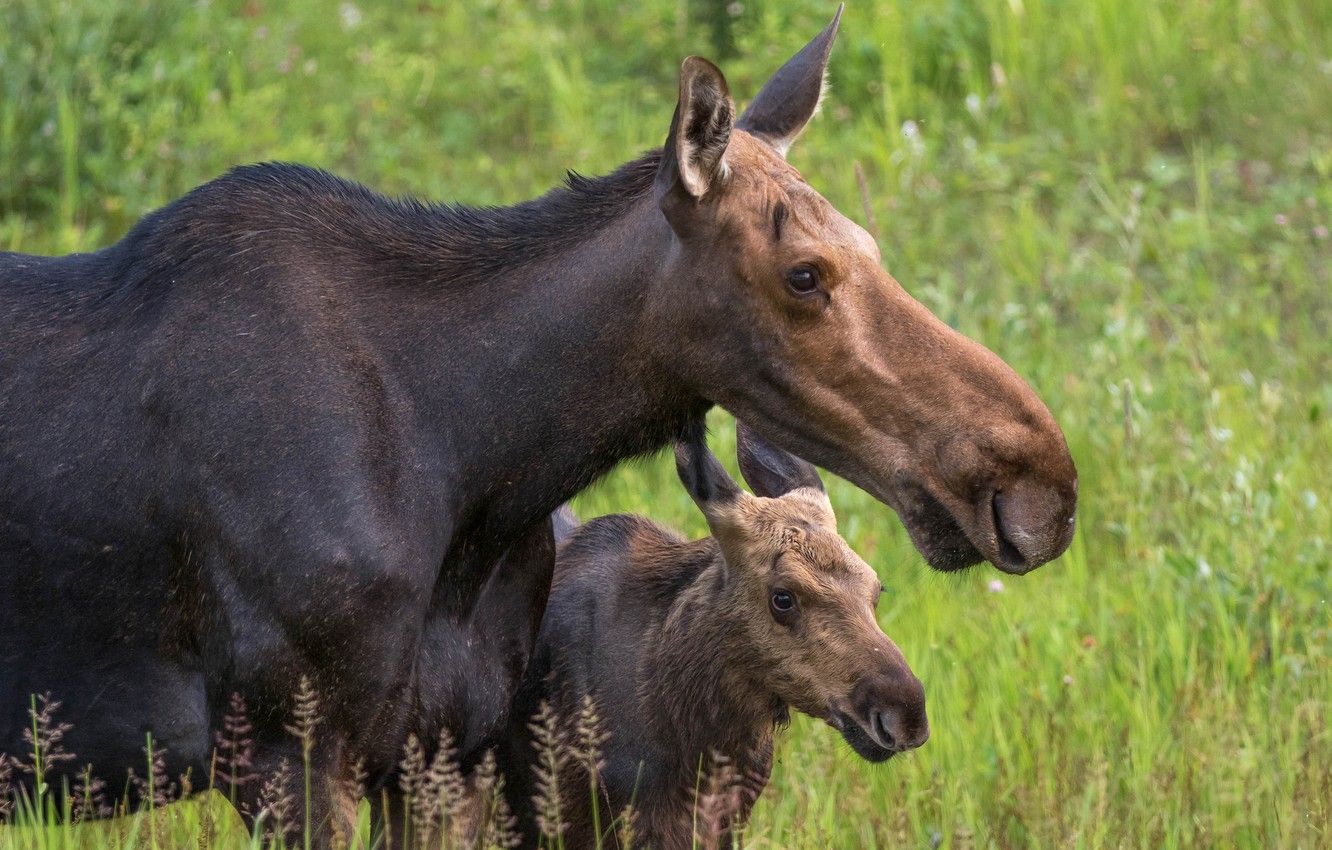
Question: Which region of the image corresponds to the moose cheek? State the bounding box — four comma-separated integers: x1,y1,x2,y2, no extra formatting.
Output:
935,435,993,499
781,288,830,318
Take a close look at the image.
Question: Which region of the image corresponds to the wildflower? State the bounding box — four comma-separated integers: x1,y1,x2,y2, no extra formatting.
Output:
474,750,521,848
215,692,257,796
20,693,75,779
339,3,362,29
256,758,295,843
987,578,1004,593
529,701,568,843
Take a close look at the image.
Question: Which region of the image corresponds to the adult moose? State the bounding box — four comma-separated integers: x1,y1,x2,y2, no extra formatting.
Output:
0,6,1074,843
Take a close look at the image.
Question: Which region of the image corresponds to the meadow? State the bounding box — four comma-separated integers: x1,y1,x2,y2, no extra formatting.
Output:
1,0,1329,847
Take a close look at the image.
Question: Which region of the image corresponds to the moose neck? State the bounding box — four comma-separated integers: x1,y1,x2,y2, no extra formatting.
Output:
645,548,786,765
373,170,708,553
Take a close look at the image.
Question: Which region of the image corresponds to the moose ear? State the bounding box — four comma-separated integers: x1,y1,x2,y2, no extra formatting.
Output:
736,421,825,498
655,56,735,208
674,420,741,514
736,4,843,157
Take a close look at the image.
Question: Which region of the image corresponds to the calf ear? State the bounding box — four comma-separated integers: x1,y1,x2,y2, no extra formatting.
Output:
655,56,734,211
674,420,741,512
736,4,842,157
736,421,825,498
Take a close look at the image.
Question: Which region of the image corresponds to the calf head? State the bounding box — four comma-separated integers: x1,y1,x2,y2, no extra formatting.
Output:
649,6,1077,574
674,422,927,761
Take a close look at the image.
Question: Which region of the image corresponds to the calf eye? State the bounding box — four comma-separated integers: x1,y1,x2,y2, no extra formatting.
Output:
785,266,820,296
770,589,798,624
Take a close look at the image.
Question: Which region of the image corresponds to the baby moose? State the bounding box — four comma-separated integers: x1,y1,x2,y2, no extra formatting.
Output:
498,423,928,849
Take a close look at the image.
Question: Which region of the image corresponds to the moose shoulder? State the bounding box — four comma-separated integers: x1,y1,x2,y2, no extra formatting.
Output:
0,7,1073,843
498,423,928,850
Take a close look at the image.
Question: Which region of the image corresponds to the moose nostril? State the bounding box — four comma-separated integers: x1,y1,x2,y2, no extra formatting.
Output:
991,493,1029,572
873,711,897,750
992,479,1076,573
876,706,929,752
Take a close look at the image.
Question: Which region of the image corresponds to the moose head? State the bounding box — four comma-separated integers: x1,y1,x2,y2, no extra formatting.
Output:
646,7,1077,574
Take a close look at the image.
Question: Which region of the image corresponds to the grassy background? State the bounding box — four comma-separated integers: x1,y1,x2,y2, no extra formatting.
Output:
2,0,1329,847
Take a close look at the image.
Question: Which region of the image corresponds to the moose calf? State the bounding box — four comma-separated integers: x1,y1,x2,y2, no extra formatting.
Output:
499,423,928,849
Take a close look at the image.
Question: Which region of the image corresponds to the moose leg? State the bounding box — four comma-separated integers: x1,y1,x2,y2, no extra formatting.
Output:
370,788,458,850
370,517,558,848
414,516,557,759
369,788,407,850
463,516,557,751
235,737,354,850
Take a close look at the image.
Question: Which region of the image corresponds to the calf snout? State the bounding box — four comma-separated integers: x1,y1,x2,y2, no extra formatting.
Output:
853,668,929,753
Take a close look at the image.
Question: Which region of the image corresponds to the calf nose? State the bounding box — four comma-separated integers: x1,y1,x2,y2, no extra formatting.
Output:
861,669,929,752
872,700,929,752
992,474,1077,574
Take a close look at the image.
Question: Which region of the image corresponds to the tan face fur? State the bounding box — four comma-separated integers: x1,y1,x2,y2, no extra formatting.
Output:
676,424,927,760
652,13,1078,576
710,488,908,719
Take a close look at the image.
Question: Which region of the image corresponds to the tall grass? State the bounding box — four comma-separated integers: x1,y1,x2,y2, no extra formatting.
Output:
1,0,1329,847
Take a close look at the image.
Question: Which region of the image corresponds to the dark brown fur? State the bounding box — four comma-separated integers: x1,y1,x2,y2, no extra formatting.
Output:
2,11,1067,844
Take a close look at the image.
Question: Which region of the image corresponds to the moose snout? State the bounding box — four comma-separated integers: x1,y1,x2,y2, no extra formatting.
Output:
926,409,1078,574
990,474,1078,575
853,666,929,753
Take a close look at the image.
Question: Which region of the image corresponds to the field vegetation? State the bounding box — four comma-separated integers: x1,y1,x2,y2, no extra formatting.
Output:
1,0,1329,847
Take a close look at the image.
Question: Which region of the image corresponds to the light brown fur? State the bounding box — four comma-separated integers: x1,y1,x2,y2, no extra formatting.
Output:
499,426,927,850
652,95,1077,573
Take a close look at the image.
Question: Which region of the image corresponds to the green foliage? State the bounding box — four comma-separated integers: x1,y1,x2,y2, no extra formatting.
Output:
1,0,1329,846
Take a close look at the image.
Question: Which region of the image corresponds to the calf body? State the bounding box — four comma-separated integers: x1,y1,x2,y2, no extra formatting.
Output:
500,425,927,849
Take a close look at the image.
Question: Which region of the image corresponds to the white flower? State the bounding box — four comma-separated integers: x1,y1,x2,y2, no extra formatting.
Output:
339,3,362,30
987,579,1005,593
1197,559,1213,578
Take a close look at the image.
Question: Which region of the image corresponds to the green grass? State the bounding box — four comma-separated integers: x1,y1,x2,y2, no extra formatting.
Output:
2,0,1329,847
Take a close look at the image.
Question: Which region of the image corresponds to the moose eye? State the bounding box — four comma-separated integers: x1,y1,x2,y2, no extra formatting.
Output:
770,589,798,623
785,266,820,296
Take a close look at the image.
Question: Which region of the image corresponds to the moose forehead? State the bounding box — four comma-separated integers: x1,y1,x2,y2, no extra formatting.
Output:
735,490,877,589
722,131,881,263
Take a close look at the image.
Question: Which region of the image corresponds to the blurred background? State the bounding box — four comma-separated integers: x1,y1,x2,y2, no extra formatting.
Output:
1,0,1329,847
